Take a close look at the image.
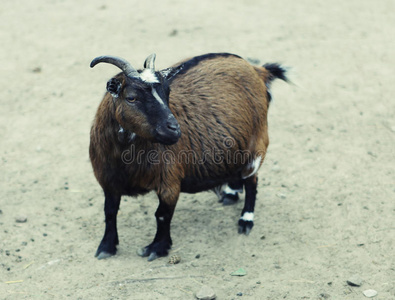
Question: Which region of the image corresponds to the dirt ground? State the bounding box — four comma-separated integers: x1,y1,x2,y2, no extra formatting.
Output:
1,0,394,299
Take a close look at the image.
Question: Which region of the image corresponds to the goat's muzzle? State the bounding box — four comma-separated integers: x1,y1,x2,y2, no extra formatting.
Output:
154,118,181,145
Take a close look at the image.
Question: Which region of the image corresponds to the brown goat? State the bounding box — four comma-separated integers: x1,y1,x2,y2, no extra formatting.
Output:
90,53,288,260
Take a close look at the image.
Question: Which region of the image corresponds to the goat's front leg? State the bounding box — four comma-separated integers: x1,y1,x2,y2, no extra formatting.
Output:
95,190,121,259
137,191,179,261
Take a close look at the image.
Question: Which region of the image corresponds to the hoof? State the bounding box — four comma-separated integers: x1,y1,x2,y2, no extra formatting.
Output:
219,192,239,206
95,241,117,260
238,219,254,235
95,250,115,260
137,240,171,261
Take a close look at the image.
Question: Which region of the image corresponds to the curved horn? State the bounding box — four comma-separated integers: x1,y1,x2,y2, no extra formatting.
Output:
90,55,140,78
144,53,156,70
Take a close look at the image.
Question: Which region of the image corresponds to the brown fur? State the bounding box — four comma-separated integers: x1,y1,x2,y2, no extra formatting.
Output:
90,55,274,204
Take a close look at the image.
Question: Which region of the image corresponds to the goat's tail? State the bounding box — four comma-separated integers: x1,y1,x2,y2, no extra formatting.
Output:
262,63,289,84
254,63,291,101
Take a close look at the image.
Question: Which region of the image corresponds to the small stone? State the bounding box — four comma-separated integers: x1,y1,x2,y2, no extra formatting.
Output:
271,165,281,173
363,289,377,298
169,29,178,37
276,193,287,199
237,292,243,296
347,274,363,287
196,285,216,300
168,254,181,264
195,254,200,259
230,268,247,276
15,216,27,223
367,151,377,158
319,293,330,299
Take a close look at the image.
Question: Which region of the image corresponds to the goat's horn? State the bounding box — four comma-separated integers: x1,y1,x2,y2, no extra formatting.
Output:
144,53,156,70
90,56,140,78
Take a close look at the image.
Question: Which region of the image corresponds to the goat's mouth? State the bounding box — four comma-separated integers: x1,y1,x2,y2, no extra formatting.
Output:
154,126,181,145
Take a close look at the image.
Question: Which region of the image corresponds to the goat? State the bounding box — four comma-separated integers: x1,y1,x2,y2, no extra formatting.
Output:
89,53,288,260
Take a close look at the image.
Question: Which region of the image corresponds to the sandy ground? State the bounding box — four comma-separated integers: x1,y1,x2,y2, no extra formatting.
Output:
1,0,394,299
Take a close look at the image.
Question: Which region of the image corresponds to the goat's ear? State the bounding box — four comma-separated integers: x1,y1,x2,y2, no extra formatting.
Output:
106,78,122,98
160,64,184,81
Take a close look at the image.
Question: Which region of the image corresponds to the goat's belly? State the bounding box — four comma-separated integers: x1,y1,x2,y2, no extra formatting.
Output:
180,175,238,193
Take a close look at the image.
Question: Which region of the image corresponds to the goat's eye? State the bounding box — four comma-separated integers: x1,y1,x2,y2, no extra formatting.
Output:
126,97,136,103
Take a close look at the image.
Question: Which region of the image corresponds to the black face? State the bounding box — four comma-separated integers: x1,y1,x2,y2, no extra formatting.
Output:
107,67,183,145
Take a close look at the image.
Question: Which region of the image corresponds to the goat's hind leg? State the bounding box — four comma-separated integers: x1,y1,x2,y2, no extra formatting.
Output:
220,179,244,205
137,193,178,261
238,175,258,235
95,190,121,259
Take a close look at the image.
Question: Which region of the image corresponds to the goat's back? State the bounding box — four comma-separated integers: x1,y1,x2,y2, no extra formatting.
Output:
167,54,270,191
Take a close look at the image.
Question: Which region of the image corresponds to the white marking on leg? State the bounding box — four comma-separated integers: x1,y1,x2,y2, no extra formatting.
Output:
240,212,254,222
242,156,262,179
224,185,238,195
158,216,164,222
152,88,165,106
140,69,159,83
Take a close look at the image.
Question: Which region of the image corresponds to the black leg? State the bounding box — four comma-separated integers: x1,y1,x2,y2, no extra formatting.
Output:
137,196,177,261
95,190,121,259
238,175,258,235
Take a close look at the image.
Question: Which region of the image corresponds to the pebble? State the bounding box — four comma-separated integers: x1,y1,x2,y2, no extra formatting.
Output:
230,268,247,276
196,285,216,300
367,151,377,158
15,216,27,223
271,165,281,173
168,254,181,264
347,274,363,287
363,289,377,298
276,193,287,199
169,29,178,37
